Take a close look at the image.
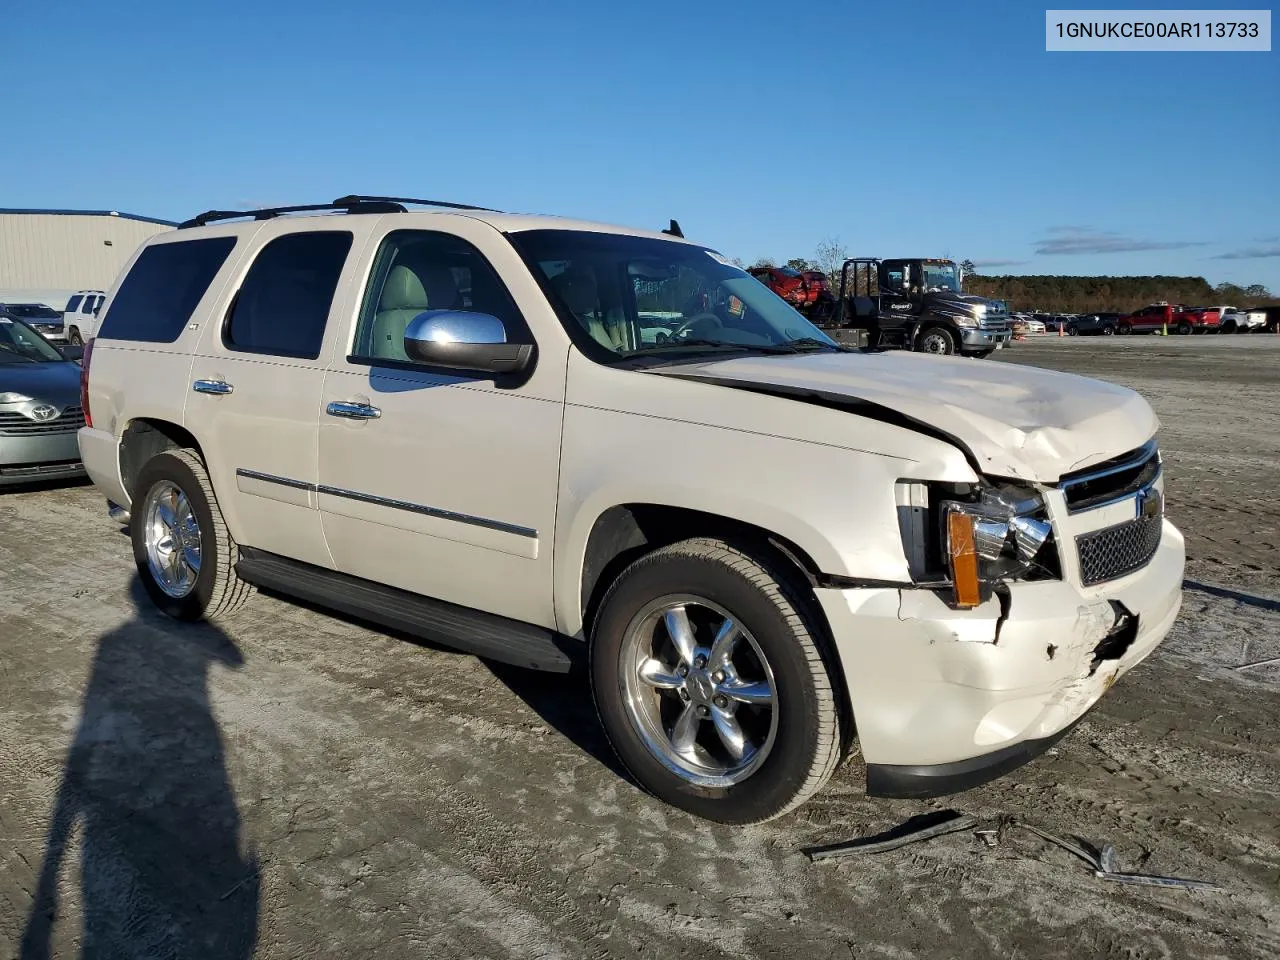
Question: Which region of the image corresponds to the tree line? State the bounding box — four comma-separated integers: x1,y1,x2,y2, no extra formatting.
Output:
747,239,1275,313
958,266,1274,314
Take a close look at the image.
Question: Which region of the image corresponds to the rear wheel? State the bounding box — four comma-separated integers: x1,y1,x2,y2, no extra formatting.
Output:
1176,320,1192,335
1102,325,1115,336
1067,325,1078,336
132,449,255,622
917,326,957,355
590,538,844,824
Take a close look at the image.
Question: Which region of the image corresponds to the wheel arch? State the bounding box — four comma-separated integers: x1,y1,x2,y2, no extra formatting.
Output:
577,504,829,642
119,418,205,499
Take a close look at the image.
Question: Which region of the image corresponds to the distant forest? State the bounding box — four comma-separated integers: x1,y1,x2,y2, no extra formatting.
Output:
746,247,1276,315
959,271,1275,315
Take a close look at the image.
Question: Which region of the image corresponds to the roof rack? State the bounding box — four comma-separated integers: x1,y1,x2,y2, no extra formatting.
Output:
178,194,500,230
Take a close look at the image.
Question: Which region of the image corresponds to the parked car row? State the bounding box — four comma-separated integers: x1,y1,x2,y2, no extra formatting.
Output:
1010,304,1274,337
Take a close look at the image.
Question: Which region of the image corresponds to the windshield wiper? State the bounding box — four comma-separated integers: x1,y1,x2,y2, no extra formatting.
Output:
621,339,765,356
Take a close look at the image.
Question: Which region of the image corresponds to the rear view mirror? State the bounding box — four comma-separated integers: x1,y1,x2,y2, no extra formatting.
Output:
627,259,678,282
59,343,84,362
403,311,532,375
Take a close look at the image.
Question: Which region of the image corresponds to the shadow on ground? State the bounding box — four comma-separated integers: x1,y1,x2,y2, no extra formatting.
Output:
19,576,259,960
252,583,630,781
1183,578,1280,612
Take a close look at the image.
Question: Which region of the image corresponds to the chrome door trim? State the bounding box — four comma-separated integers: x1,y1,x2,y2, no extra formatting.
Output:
315,483,537,539
235,468,315,491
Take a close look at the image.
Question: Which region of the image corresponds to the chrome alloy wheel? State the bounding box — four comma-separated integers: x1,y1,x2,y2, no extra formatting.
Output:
142,480,202,598
920,330,950,354
619,596,779,787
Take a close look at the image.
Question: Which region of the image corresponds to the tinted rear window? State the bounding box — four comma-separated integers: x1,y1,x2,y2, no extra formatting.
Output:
65,295,83,313
98,237,237,343
223,231,352,359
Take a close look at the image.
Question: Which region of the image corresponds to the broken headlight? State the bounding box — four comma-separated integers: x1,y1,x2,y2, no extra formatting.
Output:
897,481,1059,608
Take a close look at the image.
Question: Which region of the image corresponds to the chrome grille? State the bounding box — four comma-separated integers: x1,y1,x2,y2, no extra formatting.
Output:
0,405,85,436
1076,514,1163,586
1060,440,1160,513
978,316,1009,332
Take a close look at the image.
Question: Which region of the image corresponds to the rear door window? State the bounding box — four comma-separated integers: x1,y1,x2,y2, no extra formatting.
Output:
224,231,353,360
98,238,238,343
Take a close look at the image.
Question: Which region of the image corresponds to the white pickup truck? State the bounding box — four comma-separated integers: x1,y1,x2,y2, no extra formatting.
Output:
1215,305,1267,333
76,196,1184,823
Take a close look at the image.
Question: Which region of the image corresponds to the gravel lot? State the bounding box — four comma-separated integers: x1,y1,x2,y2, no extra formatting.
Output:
2,335,1278,959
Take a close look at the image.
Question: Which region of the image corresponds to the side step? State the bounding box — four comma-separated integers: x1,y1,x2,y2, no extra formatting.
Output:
235,548,575,673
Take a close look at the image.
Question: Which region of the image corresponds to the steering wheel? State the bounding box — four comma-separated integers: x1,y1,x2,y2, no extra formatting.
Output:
673,312,724,340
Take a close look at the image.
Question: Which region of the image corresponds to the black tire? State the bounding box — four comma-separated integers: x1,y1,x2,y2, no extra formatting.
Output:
1117,324,1131,335
1176,320,1192,335
916,325,957,355
969,349,994,359
1067,325,1078,336
1222,319,1237,334
131,449,255,622
590,538,844,824
1102,325,1115,336
68,328,83,346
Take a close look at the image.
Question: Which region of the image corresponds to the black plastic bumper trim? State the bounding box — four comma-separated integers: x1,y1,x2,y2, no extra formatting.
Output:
865,714,1087,799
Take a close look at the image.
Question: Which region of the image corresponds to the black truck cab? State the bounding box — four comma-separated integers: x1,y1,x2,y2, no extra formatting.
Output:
836,258,1012,357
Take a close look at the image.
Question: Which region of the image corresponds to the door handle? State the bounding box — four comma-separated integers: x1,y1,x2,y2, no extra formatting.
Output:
193,378,234,396
326,400,381,420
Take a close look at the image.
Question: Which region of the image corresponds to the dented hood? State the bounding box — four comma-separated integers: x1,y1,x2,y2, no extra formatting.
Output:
656,351,1158,482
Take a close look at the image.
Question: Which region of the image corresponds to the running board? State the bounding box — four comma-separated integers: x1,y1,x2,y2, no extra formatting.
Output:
235,548,575,673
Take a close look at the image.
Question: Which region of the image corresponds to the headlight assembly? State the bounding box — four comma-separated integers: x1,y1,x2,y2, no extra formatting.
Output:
897,481,1059,608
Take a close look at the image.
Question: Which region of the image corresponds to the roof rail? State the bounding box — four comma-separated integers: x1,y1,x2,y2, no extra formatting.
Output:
178,194,499,229
331,194,500,213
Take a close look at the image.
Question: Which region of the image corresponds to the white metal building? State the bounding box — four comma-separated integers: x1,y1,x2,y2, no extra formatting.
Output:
0,208,176,309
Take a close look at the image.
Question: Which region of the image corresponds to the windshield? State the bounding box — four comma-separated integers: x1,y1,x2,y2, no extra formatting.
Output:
921,262,960,293
4,304,61,320
0,317,66,362
509,230,840,362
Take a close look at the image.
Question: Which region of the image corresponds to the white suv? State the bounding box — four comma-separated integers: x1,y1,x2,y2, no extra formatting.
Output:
77,196,1184,823
62,289,106,345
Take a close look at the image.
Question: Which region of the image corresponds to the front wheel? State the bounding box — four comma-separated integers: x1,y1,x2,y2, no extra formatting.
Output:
68,328,83,346
1117,324,1132,335
969,349,994,359
1102,325,1115,336
1176,321,1192,335
132,449,255,622
917,326,957,355
591,538,845,824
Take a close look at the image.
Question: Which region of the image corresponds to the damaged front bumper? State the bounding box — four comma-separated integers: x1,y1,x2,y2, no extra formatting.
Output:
815,519,1185,798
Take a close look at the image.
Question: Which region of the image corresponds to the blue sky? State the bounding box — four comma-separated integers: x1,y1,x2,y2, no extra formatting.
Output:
4,0,1277,289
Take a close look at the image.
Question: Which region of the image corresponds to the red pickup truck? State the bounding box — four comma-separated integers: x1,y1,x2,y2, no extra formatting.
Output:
1118,303,1221,335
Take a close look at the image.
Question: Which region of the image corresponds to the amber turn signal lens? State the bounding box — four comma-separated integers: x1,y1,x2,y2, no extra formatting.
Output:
947,511,981,609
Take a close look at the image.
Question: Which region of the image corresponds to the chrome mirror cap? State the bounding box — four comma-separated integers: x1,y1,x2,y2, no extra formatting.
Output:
403,311,532,375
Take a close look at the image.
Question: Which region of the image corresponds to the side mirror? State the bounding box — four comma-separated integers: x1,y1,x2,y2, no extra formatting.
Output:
403,311,532,375
59,343,84,362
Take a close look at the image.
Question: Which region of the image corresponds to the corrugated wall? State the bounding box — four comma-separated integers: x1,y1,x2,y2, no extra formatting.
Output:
0,212,174,308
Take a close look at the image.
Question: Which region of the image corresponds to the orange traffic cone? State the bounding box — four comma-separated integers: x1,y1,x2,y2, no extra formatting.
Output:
1058,321,1064,336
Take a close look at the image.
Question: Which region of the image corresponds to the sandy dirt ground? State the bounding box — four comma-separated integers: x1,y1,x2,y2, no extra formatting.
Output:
1,334,1277,959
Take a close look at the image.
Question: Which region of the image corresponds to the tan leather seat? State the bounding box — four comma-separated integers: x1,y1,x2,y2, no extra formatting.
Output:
550,269,618,351
369,260,459,360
